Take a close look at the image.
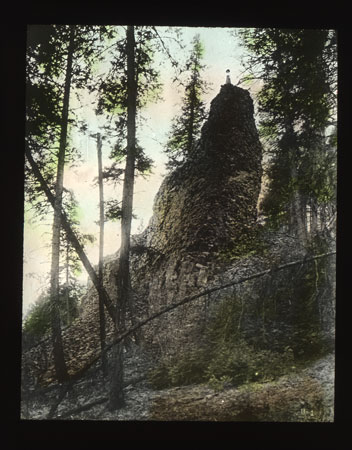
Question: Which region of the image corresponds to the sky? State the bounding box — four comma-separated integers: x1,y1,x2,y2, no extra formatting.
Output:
22,26,253,316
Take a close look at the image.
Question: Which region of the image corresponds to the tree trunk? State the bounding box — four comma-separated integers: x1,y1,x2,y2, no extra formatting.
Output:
109,25,137,411
49,25,75,383
284,123,307,245
25,147,116,323
65,245,71,325
290,179,307,244
310,199,319,236
97,133,108,376
187,83,195,155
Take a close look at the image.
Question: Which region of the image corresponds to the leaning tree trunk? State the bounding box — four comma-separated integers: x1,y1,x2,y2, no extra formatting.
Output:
97,133,108,376
25,147,116,323
49,25,75,383
109,25,137,411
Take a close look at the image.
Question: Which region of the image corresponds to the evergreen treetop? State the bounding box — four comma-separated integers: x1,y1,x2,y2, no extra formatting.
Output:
165,34,209,170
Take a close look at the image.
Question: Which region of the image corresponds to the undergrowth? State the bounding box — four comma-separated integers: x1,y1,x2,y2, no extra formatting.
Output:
149,241,333,391
148,296,295,390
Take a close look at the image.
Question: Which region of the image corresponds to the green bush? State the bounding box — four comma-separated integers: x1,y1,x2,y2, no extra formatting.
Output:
206,339,294,386
148,359,172,390
149,337,294,390
148,348,209,389
23,288,80,343
23,295,51,340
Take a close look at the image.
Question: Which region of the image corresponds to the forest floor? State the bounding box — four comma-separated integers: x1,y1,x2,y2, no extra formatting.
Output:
21,348,334,422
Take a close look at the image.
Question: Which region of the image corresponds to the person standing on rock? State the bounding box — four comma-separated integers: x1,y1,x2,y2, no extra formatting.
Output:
226,69,231,84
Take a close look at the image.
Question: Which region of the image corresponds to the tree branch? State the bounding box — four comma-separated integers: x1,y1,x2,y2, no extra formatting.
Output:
151,26,181,74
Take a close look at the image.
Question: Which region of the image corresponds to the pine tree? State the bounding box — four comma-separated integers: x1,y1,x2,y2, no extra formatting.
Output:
108,24,137,410
97,25,167,410
59,189,94,326
238,28,337,242
165,34,209,169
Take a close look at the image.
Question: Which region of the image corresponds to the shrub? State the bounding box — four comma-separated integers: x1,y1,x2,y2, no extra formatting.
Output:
23,295,51,340
206,339,294,386
148,348,209,389
148,296,295,390
23,288,80,344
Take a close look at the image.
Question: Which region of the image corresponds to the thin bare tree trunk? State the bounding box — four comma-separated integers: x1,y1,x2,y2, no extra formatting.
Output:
49,26,75,382
97,133,108,376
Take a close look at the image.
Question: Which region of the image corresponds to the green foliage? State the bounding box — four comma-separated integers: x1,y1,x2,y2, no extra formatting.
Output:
217,228,268,262
149,296,295,390
23,287,81,342
238,28,337,233
97,26,162,116
96,26,158,194
206,339,294,387
207,375,232,392
104,199,122,221
26,24,112,219
23,294,51,339
60,189,95,279
165,34,209,169
148,348,210,389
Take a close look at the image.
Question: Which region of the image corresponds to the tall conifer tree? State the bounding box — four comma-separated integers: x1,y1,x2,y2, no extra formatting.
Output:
96,25,164,409
238,28,337,241
165,34,208,169
25,24,114,381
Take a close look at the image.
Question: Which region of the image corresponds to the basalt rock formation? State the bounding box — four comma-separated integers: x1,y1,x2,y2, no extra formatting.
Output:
126,84,264,354
141,83,263,257
23,84,335,391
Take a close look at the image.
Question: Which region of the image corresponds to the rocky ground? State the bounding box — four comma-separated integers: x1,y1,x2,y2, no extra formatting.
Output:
21,349,334,422
148,353,335,422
